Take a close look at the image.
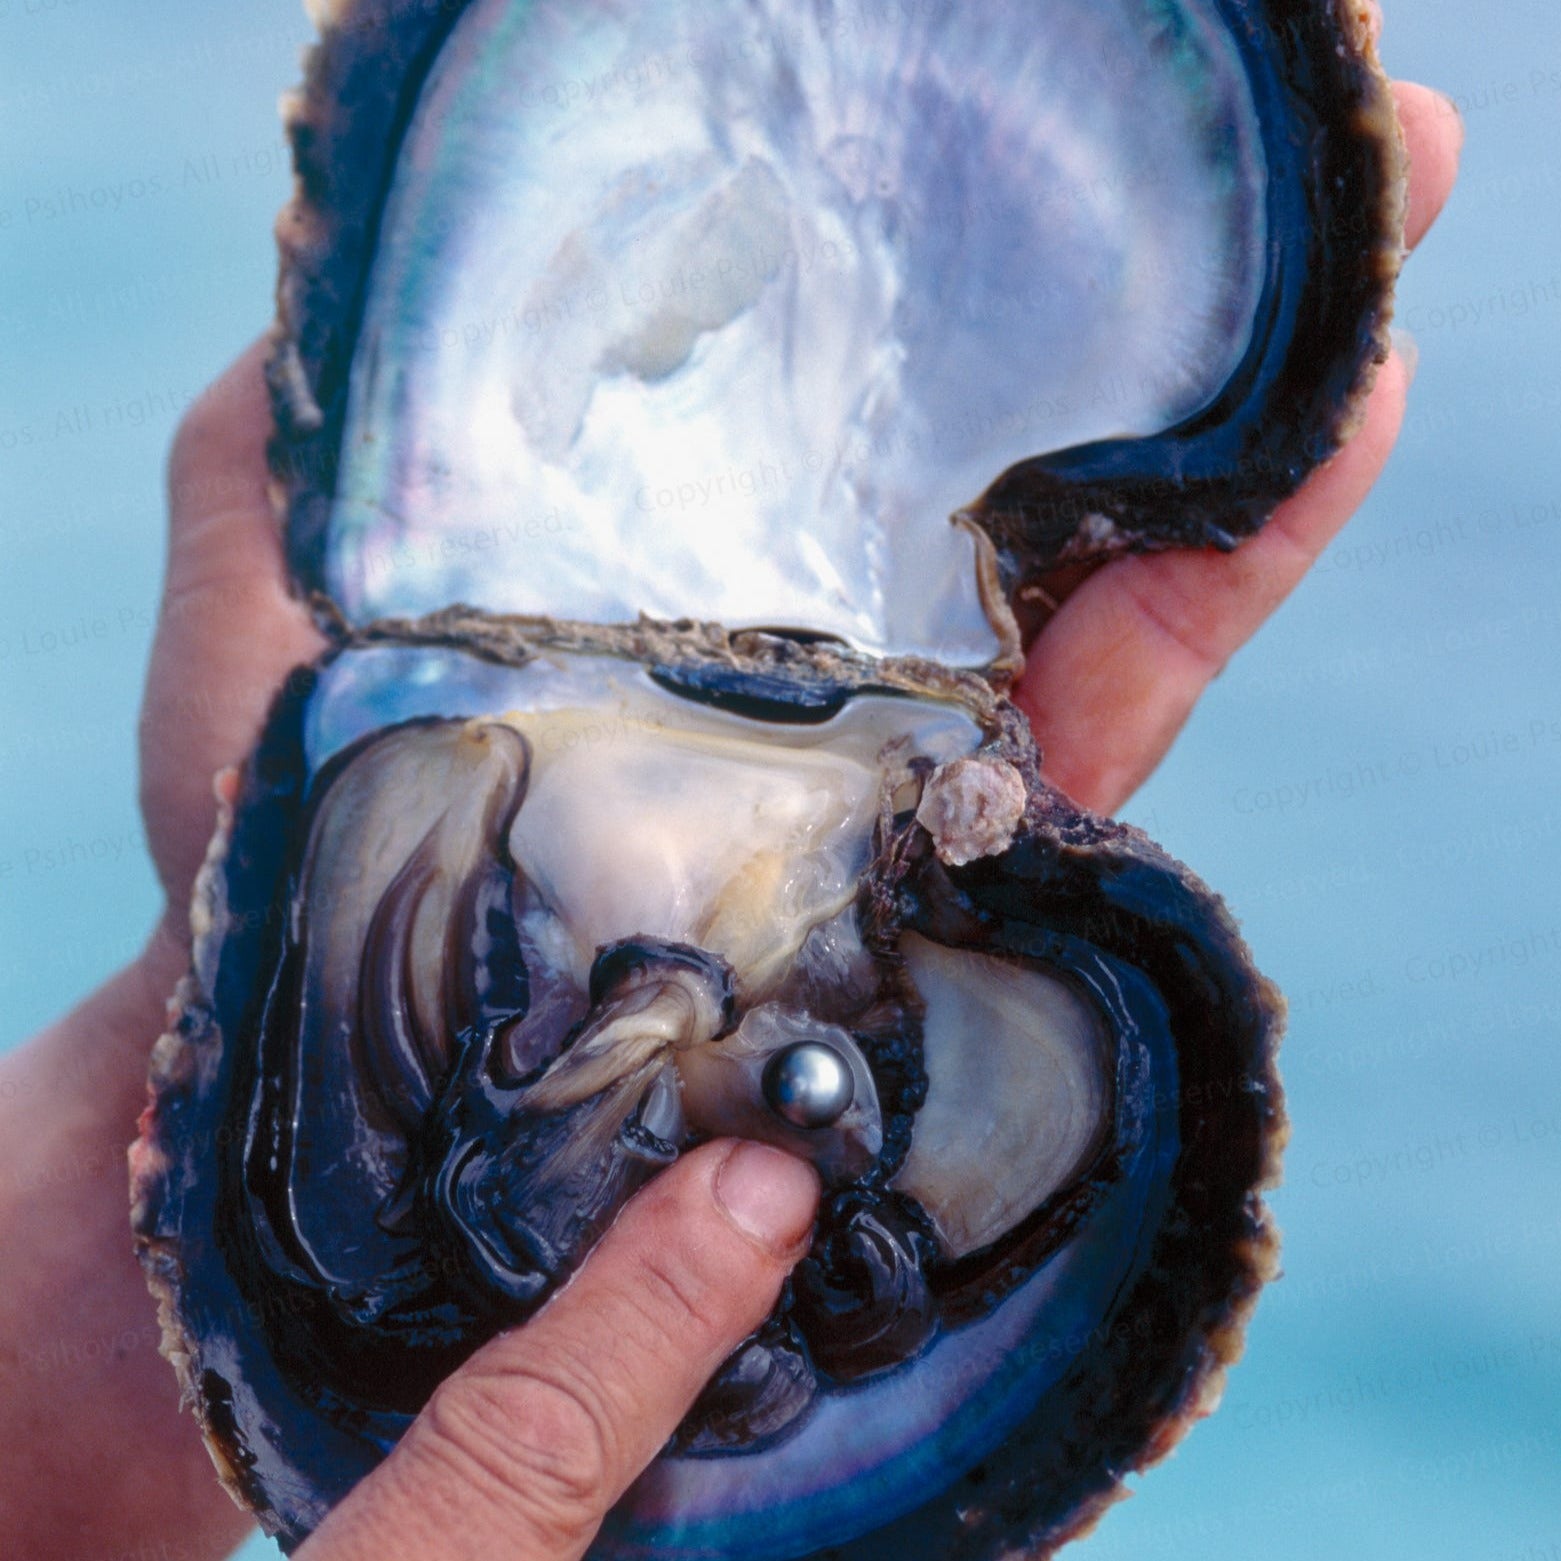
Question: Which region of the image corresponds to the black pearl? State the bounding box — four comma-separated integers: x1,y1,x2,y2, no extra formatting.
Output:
762,1042,854,1129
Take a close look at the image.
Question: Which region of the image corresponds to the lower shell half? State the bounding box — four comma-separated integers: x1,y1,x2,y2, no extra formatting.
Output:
131,617,1285,1559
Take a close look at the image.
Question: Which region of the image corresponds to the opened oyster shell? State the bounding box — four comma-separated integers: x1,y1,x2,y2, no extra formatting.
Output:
131,0,1403,1555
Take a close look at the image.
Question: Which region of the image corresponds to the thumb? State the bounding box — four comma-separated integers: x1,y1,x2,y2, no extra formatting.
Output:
297,1140,821,1561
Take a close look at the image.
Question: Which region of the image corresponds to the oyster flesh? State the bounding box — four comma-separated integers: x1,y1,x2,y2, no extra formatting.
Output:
131,0,1403,1556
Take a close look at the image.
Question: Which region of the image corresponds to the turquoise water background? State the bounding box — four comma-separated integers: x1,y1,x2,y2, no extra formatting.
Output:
2,2,1558,1558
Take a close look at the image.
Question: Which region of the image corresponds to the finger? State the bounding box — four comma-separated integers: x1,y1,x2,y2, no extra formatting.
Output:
299,1141,821,1561
160,335,321,651
140,337,325,928
1016,349,1411,815
165,337,275,566
1394,80,1464,249
1364,0,1463,250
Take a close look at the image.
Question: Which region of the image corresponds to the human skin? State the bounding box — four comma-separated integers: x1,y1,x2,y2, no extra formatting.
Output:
0,51,1459,1561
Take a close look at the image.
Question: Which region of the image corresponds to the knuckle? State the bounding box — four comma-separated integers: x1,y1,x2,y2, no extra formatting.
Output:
628,1241,734,1354
161,561,270,626
1118,559,1225,677
422,1361,618,1544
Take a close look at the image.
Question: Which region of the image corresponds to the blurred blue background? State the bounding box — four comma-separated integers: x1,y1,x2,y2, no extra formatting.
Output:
2,3,1556,1558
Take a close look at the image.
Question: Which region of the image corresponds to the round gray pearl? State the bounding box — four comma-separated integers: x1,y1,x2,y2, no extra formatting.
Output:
762,1042,855,1129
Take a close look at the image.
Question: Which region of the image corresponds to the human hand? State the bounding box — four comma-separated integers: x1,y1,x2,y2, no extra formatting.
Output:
0,23,1459,1561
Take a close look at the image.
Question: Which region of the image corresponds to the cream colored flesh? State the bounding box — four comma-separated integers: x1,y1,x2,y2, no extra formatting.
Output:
892,935,1113,1260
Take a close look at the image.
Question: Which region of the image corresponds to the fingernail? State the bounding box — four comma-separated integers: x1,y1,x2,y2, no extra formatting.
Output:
1391,325,1420,386
714,1142,820,1256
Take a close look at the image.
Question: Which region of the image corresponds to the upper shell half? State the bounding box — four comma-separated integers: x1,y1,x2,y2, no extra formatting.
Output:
132,1,1402,1557
270,0,1403,661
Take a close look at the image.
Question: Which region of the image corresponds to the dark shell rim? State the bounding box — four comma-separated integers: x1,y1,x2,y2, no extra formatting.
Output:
132,615,1287,1558
262,0,1405,640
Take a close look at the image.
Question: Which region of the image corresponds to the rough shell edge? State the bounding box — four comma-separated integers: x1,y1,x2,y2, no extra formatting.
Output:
129,771,279,1532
